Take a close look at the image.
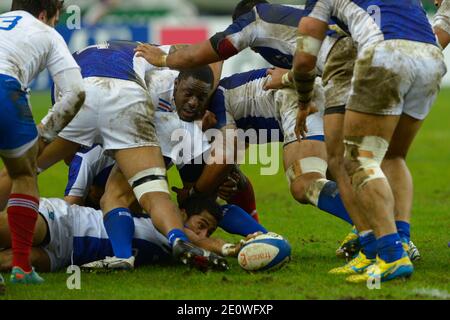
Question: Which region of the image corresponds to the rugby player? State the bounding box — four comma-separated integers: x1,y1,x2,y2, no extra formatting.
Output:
0,196,254,273
40,41,220,271
290,0,446,283
0,0,85,285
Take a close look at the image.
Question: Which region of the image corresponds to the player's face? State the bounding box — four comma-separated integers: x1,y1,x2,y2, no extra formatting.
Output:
435,0,443,7
174,77,211,122
185,210,218,239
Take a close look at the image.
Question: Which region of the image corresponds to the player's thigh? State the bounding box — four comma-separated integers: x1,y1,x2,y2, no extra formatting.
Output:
114,146,166,181
1,141,38,179
385,114,423,159
101,164,138,212
283,139,327,171
344,111,399,143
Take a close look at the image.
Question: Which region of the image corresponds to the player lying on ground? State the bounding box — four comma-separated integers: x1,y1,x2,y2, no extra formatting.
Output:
288,0,446,283
0,0,86,286
60,130,268,259
0,196,265,272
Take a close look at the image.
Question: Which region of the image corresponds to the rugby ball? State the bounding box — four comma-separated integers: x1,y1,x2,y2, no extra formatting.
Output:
238,232,291,271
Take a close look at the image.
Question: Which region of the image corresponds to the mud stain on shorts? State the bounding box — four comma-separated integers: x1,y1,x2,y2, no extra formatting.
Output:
90,77,114,91
322,37,357,109
347,47,402,115
115,100,157,145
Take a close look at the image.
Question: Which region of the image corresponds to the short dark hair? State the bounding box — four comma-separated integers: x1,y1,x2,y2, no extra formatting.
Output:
232,0,268,21
178,66,214,89
180,195,223,223
11,0,64,20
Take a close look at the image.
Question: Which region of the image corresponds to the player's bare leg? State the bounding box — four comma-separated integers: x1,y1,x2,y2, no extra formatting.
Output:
381,114,423,260
1,142,44,283
96,146,224,271
114,146,184,234
0,137,80,210
324,113,372,231
283,139,353,225
343,111,399,237
324,113,378,260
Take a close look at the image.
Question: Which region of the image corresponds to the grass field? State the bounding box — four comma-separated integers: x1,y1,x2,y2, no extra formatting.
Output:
1,89,449,300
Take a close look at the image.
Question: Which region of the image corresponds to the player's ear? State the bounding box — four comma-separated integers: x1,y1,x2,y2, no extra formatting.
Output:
38,10,49,23
180,208,188,222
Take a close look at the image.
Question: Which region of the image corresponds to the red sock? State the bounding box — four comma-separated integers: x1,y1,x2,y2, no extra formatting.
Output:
7,194,39,272
228,177,260,223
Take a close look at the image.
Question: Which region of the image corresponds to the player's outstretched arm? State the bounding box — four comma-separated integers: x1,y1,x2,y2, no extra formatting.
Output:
135,41,221,70
39,69,86,143
434,0,450,49
292,17,328,139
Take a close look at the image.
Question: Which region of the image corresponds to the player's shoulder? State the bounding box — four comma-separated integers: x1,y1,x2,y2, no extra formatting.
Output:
219,68,269,90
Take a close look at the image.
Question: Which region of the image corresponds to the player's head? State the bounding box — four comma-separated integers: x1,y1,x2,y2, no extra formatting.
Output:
435,0,443,6
11,0,64,27
180,195,223,239
232,0,268,21
174,66,215,122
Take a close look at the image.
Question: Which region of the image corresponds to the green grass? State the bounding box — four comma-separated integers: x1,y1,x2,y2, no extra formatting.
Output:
1,90,450,300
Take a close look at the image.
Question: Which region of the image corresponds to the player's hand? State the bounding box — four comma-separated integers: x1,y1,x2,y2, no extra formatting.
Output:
172,186,190,205
222,232,263,257
201,110,217,131
217,176,239,201
295,102,318,141
263,68,291,90
135,44,167,67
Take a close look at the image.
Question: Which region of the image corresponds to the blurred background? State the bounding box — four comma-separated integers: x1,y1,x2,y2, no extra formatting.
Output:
0,0,447,90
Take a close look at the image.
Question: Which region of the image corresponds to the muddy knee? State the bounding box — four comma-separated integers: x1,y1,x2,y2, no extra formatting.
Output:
286,157,328,205
344,136,389,190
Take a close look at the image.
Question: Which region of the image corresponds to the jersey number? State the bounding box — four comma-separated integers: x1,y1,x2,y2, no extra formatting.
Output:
0,16,22,31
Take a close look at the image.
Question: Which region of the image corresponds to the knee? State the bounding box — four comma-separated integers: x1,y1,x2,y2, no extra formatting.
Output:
286,157,328,204
290,177,311,204
100,189,134,214
327,153,344,179
343,136,389,190
290,174,328,205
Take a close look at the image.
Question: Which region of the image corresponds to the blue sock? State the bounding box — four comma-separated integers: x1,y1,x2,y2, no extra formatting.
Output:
317,181,353,225
167,229,189,247
219,205,267,236
377,233,404,263
359,231,377,259
104,208,135,259
395,221,410,243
